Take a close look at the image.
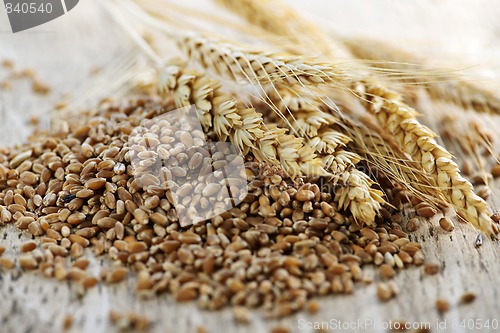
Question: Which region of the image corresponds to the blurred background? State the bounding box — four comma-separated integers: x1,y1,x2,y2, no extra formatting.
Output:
1,0,499,144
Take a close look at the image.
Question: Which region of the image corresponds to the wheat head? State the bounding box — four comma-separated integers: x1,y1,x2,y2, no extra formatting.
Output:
262,84,385,225
160,64,327,178
355,82,498,236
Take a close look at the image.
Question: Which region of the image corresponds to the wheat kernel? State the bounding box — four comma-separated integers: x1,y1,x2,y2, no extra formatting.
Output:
379,264,396,279
233,306,251,324
460,292,476,304
424,263,440,275
296,189,315,201
20,241,37,253
107,267,128,283
62,314,74,331
416,205,436,218
436,299,450,313
439,217,454,232
19,253,38,270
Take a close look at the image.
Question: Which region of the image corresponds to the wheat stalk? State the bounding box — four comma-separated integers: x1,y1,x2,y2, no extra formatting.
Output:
160,64,327,178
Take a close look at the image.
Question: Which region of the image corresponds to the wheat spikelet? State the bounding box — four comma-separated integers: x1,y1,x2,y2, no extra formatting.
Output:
262,85,385,225
345,38,500,115
355,82,498,235
264,84,341,133
160,64,327,178
308,128,351,154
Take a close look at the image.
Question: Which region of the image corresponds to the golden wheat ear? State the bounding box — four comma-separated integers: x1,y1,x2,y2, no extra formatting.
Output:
354,81,498,236
258,85,385,226
159,63,328,179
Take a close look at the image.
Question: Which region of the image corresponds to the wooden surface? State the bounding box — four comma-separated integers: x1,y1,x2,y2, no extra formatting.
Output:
2,208,500,333
1,1,500,333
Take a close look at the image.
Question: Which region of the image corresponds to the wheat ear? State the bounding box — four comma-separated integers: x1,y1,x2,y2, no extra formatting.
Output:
160,64,327,178
355,82,498,235
344,117,447,207
345,38,500,115
263,84,385,225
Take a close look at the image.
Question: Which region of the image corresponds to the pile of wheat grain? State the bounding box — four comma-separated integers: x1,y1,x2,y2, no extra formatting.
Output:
0,96,428,323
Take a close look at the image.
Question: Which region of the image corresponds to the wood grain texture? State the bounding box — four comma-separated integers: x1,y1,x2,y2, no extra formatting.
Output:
1,1,500,333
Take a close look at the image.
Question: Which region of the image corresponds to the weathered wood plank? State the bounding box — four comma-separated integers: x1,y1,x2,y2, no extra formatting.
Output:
1,1,500,333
